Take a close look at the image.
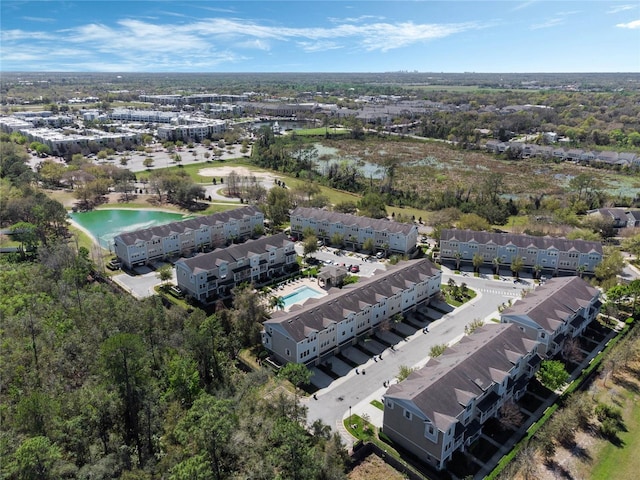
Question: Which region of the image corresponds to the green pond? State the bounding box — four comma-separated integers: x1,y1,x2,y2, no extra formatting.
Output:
69,209,191,249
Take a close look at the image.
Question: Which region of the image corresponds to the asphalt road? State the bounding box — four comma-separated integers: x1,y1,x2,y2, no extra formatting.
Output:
302,268,530,446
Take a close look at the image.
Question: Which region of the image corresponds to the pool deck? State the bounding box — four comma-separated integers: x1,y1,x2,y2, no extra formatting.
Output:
270,277,328,312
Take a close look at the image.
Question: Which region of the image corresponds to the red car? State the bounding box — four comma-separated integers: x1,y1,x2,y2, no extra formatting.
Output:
350,265,360,273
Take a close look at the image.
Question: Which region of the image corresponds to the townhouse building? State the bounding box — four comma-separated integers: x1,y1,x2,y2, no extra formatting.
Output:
382,323,540,471
587,207,640,230
439,229,602,275
290,207,418,255
500,276,601,357
262,258,441,366
175,233,296,303
113,206,264,268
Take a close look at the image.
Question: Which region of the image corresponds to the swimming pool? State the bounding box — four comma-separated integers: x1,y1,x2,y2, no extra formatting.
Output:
69,209,190,249
282,285,325,309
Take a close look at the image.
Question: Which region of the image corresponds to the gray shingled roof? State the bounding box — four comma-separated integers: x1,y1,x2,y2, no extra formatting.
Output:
500,276,599,333
441,229,602,255
291,207,415,235
385,323,536,431
175,233,292,275
114,206,262,246
264,258,439,342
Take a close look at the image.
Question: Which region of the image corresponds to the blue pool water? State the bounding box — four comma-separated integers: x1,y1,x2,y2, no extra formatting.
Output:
282,285,325,308
69,209,191,249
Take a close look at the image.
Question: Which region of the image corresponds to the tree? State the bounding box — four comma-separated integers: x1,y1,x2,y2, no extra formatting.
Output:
278,363,312,392
538,360,569,391
498,401,524,430
595,248,624,284
100,333,149,467
358,192,387,219
172,394,237,480
142,157,154,169
363,237,375,253
302,235,319,260
510,256,524,279
8,436,62,480
472,252,483,273
457,213,491,231
11,221,39,256
264,187,292,230
270,295,285,311
492,256,501,275
533,264,542,280
454,251,462,271
464,318,484,335
156,264,173,286
397,365,415,382
330,232,345,248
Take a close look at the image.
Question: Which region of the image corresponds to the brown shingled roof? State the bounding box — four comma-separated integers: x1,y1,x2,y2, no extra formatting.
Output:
385,323,536,431
115,206,262,246
292,206,416,235
264,258,439,342
441,229,602,255
500,276,599,333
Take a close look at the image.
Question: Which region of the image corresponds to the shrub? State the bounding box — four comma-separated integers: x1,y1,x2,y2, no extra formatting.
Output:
600,417,620,439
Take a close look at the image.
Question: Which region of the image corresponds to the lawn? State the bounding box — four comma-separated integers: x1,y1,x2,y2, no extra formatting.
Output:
589,388,640,480
348,454,407,480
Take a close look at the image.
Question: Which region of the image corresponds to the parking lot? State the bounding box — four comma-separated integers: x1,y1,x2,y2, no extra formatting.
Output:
293,243,387,277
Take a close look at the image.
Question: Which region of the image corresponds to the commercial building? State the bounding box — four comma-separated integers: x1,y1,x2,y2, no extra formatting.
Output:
175,233,296,303
262,258,441,366
113,206,264,268
439,229,602,275
290,207,418,256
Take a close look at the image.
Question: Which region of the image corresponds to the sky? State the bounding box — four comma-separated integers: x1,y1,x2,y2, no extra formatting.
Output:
1,1,639,73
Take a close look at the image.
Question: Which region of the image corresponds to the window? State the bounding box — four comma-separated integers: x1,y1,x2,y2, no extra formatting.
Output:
404,409,412,420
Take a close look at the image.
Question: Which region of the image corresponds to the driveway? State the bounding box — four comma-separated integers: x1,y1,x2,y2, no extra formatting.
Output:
111,262,176,299
302,267,531,448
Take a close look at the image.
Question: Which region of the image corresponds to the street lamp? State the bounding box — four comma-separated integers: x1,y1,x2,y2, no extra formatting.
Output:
349,405,352,420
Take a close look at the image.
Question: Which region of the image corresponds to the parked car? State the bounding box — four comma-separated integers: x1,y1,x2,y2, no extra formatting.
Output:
376,251,385,259
350,265,360,273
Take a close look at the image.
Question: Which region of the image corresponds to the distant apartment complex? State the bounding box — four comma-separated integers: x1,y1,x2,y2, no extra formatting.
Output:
290,207,418,255
176,233,296,303
113,206,264,268
501,276,601,357
383,323,540,471
262,258,441,366
439,229,602,275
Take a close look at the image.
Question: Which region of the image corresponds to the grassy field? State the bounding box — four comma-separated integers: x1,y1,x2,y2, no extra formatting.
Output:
348,454,407,480
588,379,640,480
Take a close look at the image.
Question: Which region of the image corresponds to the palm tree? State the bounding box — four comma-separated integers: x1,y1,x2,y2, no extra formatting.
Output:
533,264,543,280
270,295,285,311
472,252,483,274
577,265,586,278
510,256,524,279
454,251,462,271
492,256,501,276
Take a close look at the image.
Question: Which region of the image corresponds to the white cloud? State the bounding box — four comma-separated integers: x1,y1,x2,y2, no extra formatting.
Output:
512,1,537,12
616,19,640,28
530,17,564,30
607,5,637,14
328,15,386,24
297,41,343,53
1,14,483,71
21,16,55,23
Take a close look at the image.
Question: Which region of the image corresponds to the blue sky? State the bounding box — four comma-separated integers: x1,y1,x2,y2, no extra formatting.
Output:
1,1,639,72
